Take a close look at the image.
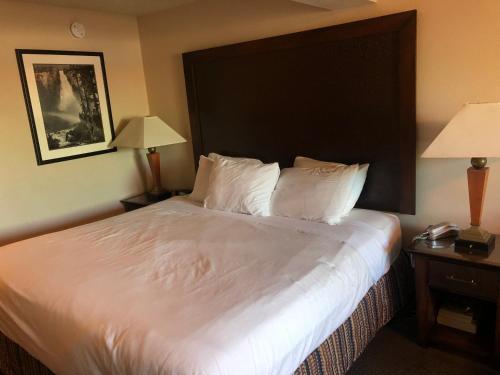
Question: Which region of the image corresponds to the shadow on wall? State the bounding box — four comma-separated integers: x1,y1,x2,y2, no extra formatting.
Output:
115,118,149,192
134,149,149,192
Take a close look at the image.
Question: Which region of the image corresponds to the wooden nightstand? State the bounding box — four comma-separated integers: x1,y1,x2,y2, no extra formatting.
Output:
408,236,500,368
120,192,171,212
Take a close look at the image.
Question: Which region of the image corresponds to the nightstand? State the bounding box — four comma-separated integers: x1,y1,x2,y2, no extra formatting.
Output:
408,236,500,368
120,192,171,212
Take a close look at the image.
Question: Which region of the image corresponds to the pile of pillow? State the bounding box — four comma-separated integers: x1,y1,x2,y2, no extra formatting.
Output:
189,153,369,225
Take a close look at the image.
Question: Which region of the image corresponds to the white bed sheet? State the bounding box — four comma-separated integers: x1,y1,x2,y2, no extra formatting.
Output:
0,197,400,375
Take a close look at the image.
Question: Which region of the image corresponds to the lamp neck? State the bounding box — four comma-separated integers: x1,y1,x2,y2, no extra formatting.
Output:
471,157,487,169
147,147,157,154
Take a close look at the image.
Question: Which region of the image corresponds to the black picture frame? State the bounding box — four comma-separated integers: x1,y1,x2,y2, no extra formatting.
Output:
16,49,116,165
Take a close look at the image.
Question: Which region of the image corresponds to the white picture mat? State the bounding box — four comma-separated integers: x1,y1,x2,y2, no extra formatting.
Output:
21,53,113,161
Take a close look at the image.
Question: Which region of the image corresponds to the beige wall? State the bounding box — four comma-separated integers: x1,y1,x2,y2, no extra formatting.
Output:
2,0,499,245
0,1,150,245
138,0,500,242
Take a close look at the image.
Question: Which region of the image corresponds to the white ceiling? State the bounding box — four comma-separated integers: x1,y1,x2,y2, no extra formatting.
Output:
10,0,376,15
291,0,376,10
10,0,199,15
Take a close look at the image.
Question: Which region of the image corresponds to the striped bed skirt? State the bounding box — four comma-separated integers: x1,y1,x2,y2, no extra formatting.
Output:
295,251,413,375
0,252,412,375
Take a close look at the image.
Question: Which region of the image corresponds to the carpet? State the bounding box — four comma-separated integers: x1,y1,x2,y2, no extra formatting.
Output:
348,311,499,375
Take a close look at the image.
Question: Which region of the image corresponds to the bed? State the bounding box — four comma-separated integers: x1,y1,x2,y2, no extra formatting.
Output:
0,10,416,375
0,197,411,375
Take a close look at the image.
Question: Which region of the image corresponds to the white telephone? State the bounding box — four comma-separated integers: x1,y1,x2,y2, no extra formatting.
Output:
419,222,460,241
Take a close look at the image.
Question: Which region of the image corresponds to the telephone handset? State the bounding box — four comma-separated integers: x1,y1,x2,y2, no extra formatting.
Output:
420,222,460,241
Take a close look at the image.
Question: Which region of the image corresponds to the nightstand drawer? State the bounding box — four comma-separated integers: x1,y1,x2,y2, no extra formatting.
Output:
428,260,498,301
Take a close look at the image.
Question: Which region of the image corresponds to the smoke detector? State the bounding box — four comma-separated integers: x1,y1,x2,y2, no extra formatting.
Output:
70,22,86,39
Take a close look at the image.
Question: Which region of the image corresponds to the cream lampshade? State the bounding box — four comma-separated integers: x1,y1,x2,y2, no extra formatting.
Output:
112,116,186,197
422,102,500,253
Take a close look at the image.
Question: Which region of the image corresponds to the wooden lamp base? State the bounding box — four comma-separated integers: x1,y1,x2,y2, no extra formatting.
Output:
455,159,495,254
146,147,171,200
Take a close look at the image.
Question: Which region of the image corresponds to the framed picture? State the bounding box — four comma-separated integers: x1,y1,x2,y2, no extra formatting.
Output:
16,49,116,165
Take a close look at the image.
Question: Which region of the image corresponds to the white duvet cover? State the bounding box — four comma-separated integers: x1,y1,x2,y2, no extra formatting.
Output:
0,197,400,375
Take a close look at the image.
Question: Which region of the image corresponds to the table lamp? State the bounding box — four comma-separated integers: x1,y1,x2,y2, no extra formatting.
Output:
111,116,186,198
422,102,500,253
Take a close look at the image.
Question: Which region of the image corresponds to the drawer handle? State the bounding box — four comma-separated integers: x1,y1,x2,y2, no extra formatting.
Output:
446,274,476,285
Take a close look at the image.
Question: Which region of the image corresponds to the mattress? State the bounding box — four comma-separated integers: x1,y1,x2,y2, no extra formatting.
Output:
0,197,401,375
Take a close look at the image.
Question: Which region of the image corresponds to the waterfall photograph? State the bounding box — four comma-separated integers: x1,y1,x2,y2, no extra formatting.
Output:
33,64,105,150
16,50,116,165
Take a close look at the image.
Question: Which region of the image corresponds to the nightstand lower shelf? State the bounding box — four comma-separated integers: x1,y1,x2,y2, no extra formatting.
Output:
428,324,493,362
409,237,500,370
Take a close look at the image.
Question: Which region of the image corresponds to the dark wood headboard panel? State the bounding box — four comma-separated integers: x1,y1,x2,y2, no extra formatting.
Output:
183,11,416,214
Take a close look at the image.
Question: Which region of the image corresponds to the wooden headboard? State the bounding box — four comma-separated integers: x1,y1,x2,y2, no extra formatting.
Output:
183,11,416,214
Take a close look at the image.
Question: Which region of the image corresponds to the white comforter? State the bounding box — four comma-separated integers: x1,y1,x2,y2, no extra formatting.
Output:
0,197,400,375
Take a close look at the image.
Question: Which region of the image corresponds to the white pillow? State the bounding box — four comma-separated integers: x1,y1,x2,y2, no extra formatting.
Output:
208,153,263,165
294,156,369,215
204,158,280,216
190,155,214,203
271,165,358,224
190,154,263,203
